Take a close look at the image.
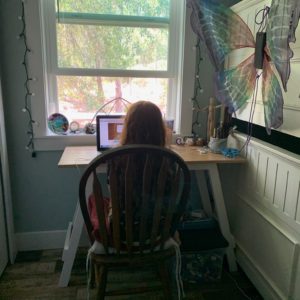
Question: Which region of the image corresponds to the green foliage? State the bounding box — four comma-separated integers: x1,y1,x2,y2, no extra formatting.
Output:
56,0,170,112
58,0,170,17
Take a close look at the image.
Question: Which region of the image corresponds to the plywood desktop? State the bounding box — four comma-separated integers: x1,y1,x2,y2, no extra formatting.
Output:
58,144,245,168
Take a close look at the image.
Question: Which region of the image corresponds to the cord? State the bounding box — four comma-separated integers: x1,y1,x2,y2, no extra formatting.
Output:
90,97,131,125
19,0,36,157
255,6,270,32
225,269,253,300
240,71,263,157
191,38,204,137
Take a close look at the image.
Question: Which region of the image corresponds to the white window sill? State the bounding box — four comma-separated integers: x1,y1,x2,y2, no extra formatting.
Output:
33,132,188,152
34,133,97,151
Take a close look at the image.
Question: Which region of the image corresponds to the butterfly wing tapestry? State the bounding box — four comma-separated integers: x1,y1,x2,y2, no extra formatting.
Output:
188,0,300,134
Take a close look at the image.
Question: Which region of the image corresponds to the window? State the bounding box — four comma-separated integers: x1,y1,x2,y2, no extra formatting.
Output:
25,0,196,150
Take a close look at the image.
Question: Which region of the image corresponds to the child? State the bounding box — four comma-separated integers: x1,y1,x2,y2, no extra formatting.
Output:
87,101,184,298
89,101,168,241
119,100,166,146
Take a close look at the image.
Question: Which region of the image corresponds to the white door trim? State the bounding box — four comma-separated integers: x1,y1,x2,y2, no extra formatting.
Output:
0,77,16,263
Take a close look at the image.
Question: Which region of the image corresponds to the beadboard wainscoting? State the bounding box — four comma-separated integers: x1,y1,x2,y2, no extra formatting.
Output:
223,134,300,300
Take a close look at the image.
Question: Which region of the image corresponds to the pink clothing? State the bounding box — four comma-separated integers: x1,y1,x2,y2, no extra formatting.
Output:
88,194,111,242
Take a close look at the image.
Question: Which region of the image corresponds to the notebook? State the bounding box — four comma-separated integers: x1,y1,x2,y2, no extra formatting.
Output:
96,115,125,151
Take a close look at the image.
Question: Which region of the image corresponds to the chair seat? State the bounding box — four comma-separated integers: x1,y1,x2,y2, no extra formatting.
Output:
91,246,176,266
89,237,179,267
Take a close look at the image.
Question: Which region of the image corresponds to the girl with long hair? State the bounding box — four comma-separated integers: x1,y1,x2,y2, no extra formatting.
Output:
120,100,166,146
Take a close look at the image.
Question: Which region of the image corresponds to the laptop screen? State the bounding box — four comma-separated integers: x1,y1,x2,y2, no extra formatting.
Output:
96,115,125,151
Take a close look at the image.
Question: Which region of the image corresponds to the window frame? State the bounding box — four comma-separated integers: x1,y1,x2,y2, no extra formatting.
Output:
25,0,196,151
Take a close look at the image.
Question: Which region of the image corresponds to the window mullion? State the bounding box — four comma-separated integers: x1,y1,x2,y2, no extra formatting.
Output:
57,13,169,28
56,68,171,78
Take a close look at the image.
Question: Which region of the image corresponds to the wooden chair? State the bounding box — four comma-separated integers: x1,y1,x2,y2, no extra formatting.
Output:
79,144,191,299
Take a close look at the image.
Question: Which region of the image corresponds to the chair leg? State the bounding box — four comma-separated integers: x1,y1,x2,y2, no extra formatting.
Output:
158,262,173,300
88,261,95,289
96,266,108,300
94,264,99,287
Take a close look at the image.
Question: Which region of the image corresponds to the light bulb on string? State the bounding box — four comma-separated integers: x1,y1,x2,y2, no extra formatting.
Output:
190,38,206,137
18,0,36,157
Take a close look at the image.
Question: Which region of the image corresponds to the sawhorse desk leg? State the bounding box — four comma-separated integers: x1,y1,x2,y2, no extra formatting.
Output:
207,164,237,272
194,164,237,272
195,171,213,217
59,202,84,287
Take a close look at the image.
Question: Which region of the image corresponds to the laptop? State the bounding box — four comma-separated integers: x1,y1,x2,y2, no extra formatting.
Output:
96,115,125,151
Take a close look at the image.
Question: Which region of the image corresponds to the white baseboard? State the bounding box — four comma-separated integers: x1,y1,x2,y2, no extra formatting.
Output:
236,243,285,300
15,230,90,251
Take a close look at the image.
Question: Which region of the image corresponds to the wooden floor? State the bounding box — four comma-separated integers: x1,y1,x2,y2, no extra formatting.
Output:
0,248,263,300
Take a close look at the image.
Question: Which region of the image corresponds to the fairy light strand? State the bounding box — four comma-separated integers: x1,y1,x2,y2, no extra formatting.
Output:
191,38,204,136
19,0,36,158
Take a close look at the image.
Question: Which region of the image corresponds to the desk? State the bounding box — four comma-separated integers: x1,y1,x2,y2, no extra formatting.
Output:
58,145,245,287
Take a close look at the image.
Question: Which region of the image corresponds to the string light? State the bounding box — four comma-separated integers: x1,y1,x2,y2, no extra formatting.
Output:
18,0,36,158
191,38,205,136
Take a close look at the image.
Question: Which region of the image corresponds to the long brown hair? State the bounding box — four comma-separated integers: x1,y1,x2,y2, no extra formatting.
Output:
120,101,166,146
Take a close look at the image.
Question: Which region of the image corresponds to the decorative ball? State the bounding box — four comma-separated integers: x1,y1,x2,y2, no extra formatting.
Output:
47,113,69,134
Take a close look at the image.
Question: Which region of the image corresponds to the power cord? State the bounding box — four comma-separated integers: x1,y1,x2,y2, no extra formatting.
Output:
224,269,254,300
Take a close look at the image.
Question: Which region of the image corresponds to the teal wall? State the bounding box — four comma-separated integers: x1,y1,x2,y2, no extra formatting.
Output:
0,0,79,233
